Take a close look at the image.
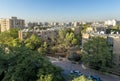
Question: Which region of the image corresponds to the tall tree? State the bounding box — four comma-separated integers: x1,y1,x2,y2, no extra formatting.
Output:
25,34,42,50
65,32,79,47
82,37,112,70
58,29,66,44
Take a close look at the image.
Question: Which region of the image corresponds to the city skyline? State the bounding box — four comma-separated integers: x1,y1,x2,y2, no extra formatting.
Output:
0,0,120,22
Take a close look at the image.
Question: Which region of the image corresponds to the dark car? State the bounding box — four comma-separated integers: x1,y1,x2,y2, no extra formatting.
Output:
70,70,83,76
90,75,101,81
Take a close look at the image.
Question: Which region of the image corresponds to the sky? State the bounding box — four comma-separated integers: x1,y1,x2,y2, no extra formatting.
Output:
0,0,120,22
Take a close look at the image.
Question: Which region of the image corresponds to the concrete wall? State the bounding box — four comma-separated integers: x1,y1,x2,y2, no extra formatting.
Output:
113,37,120,65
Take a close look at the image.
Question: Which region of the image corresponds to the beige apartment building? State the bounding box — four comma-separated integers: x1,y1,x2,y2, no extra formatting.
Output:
0,17,25,32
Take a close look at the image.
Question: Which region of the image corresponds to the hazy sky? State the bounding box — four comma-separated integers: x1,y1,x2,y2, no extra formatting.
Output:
0,0,120,22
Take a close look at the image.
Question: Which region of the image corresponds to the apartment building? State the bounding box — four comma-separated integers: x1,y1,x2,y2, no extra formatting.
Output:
73,22,79,27
104,19,120,26
27,22,38,27
0,17,25,32
19,27,59,41
50,22,59,27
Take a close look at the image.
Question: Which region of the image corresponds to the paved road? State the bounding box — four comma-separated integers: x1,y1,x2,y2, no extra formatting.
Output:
48,56,120,81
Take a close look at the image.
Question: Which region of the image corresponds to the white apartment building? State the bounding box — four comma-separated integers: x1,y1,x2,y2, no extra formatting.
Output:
50,22,59,26
104,19,120,26
73,22,79,27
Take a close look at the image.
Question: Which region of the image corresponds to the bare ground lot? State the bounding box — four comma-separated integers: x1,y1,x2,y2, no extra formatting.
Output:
48,56,120,81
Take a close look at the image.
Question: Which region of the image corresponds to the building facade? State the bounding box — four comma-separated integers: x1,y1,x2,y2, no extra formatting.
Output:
27,22,38,27
0,17,25,32
104,19,120,26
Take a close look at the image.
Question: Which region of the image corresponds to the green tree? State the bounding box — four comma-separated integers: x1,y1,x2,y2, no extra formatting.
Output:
10,38,21,47
65,32,74,47
72,38,78,46
65,32,79,47
9,28,19,39
25,34,42,50
0,45,64,81
57,29,67,46
0,31,11,44
72,75,93,81
0,28,20,47
82,37,112,71
58,29,66,41
37,74,52,81
37,42,48,55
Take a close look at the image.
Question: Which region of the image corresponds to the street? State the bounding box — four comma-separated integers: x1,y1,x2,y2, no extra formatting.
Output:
48,56,120,81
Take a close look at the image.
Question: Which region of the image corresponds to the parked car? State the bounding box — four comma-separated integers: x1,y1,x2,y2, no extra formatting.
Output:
70,70,83,76
90,75,101,81
84,74,102,81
